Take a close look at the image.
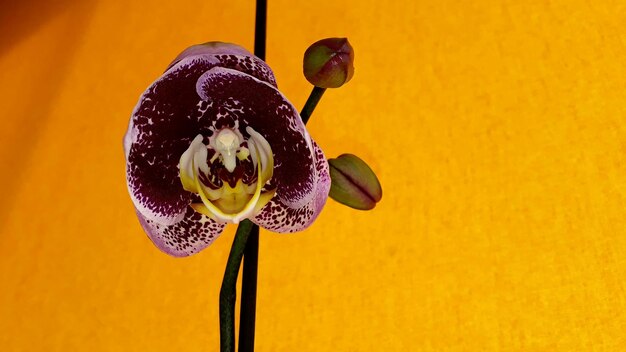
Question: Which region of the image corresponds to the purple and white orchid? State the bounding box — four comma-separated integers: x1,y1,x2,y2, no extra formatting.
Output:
124,42,330,257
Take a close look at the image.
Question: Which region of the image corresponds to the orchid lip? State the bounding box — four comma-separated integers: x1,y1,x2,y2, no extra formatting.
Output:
179,126,275,223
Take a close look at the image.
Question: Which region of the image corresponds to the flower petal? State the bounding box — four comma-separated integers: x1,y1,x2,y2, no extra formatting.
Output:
168,50,277,87
125,54,279,224
136,205,226,257
196,67,318,208
167,42,254,71
252,141,330,232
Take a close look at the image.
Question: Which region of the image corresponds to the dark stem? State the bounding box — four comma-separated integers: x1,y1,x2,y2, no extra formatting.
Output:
238,1,267,352
239,225,259,352
220,219,254,352
300,86,326,124
253,0,267,61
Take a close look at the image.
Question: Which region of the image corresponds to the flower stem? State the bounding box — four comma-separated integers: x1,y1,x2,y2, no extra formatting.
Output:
300,86,327,124
237,1,267,352
220,219,254,352
239,225,258,352
253,0,266,61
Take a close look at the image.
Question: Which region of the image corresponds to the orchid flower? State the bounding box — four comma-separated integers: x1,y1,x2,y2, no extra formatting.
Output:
124,42,330,257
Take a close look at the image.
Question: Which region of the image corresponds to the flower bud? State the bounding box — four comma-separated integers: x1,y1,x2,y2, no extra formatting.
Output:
303,38,354,88
328,154,382,210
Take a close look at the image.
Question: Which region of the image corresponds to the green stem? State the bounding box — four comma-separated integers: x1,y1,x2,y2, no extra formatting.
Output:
220,219,254,352
300,86,326,124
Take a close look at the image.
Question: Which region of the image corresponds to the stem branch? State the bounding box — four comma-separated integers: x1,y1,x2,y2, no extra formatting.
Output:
300,86,326,124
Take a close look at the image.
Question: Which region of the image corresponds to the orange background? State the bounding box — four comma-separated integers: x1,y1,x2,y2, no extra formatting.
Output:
2,0,626,350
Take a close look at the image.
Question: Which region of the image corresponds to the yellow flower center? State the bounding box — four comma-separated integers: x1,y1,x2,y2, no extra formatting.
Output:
178,126,275,223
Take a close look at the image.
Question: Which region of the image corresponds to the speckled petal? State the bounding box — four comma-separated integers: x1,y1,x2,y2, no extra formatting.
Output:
168,50,277,87
196,67,317,209
125,53,278,225
167,42,256,71
252,141,330,233
136,206,226,257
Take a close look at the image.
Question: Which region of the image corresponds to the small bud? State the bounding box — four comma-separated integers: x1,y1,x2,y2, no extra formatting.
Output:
303,38,355,88
328,154,382,210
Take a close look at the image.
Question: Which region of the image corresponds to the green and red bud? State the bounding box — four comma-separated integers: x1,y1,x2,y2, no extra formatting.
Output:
328,154,382,210
303,38,355,88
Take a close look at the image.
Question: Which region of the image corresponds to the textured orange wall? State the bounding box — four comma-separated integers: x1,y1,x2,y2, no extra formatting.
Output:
2,0,626,350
